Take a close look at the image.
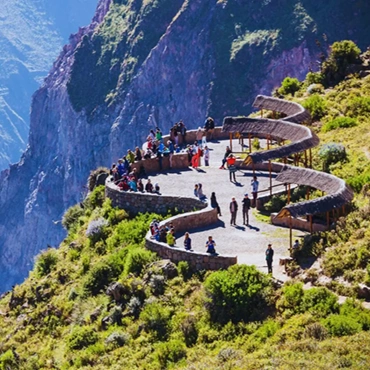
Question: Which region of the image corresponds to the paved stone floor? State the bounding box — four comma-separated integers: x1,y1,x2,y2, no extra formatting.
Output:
149,139,306,281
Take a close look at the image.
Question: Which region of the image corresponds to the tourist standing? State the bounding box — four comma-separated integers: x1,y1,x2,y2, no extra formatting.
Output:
229,196,238,226
210,192,221,216
184,232,192,251
206,236,216,254
265,244,274,274
242,193,251,226
167,229,176,247
227,154,237,182
204,146,210,166
251,176,259,207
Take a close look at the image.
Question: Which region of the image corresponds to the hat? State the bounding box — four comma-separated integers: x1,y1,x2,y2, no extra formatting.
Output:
244,193,248,196
268,244,272,246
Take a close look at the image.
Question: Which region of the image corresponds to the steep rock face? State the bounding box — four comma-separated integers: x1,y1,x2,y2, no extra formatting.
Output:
0,0,97,170
1,0,370,292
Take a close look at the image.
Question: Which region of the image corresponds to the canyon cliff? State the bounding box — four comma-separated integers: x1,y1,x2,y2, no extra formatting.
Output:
0,0,370,292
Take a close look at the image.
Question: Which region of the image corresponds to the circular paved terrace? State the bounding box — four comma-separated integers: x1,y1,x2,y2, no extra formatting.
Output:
148,138,306,281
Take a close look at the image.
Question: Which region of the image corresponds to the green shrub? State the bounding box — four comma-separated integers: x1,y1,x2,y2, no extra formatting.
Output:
347,172,370,193
321,117,357,132
305,71,323,85
66,327,98,350
303,94,327,121
301,287,339,317
179,314,198,347
344,96,370,118
62,204,85,231
154,339,186,368
105,332,130,349
323,314,362,337
318,143,347,171
252,137,260,150
83,260,121,295
177,261,192,281
204,264,272,324
35,249,58,277
264,194,286,213
277,282,304,314
278,77,301,96
85,185,105,210
124,248,156,276
0,350,18,370
140,302,171,339
321,40,361,87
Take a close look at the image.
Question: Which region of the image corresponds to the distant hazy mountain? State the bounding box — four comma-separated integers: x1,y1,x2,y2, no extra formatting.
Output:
0,0,97,169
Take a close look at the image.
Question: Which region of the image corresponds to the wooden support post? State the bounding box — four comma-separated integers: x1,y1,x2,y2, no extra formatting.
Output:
284,157,287,165
326,211,330,229
309,214,313,234
304,150,308,168
229,132,233,151
287,183,291,204
269,160,272,197
248,134,252,153
309,148,312,168
261,109,263,118
306,186,310,200
267,135,270,150
241,136,244,151
273,110,276,119
342,205,345,216
332,209,336,224
289,215,293,250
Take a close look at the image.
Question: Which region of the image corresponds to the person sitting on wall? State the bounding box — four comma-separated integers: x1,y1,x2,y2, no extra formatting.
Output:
220,146,232,169
156,127,163,142
135,146,142,161
206,236,217,254
145,179,153,193
167,229,176,247
117,159,126,179
194,184,199,198
129,168,139,182
127,149,135,164
148,129,156,141
150,219,159,236
197,183,206,201
154,183,161,194
137,179,144,192
128,177,137,192
118,177,130,191
159,226,167,243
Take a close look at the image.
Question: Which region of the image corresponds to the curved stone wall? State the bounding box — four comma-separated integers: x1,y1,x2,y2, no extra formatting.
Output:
145,207,237,271
105,179,207,216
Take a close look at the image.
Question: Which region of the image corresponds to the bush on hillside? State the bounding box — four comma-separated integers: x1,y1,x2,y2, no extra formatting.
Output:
278,77,301,96
124,248,157,276
321,117,357,132
321,40,361,87
305,71,323,85
86,217,109,245
85,185,105,210
0,350,18,370
140,301,172,339
154,339,187,368
62,204,85,231
323,314,361,337
301,287,339,317
66,327,98,350
344,96,370,118
204,264,273,325
303,94,327,121
35,249,58,277
318,143,347,171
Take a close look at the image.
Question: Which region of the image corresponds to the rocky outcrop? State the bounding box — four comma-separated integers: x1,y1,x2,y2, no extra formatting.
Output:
1,0,370,292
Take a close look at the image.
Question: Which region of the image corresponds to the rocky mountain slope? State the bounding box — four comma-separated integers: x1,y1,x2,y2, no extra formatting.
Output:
1,0,370,292
0,0,97,169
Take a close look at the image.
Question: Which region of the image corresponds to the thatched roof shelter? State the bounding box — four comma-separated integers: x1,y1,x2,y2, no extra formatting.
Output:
253,95,311,123
222,117,319,164
275,165,354,218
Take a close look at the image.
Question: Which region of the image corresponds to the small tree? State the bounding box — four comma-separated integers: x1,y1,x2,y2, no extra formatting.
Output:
318,143,347,172
278,77,301,96
303,94,327,121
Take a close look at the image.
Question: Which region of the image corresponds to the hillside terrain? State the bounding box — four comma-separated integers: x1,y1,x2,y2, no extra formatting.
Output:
1,40,370,369
0,0,97,169
1,0,370,295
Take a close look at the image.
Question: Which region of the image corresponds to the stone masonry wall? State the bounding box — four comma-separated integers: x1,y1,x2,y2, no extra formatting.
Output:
145,207,237,271
105,180,207,216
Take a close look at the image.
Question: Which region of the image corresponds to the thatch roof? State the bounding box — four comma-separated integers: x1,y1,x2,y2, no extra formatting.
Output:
222,117,319,164
275,165,354,218
253,95,311,123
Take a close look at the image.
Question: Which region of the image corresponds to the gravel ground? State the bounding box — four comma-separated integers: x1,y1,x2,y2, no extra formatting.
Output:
148,138,306,281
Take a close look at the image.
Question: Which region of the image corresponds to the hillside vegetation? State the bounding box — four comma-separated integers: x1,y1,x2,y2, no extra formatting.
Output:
2,41,370,369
